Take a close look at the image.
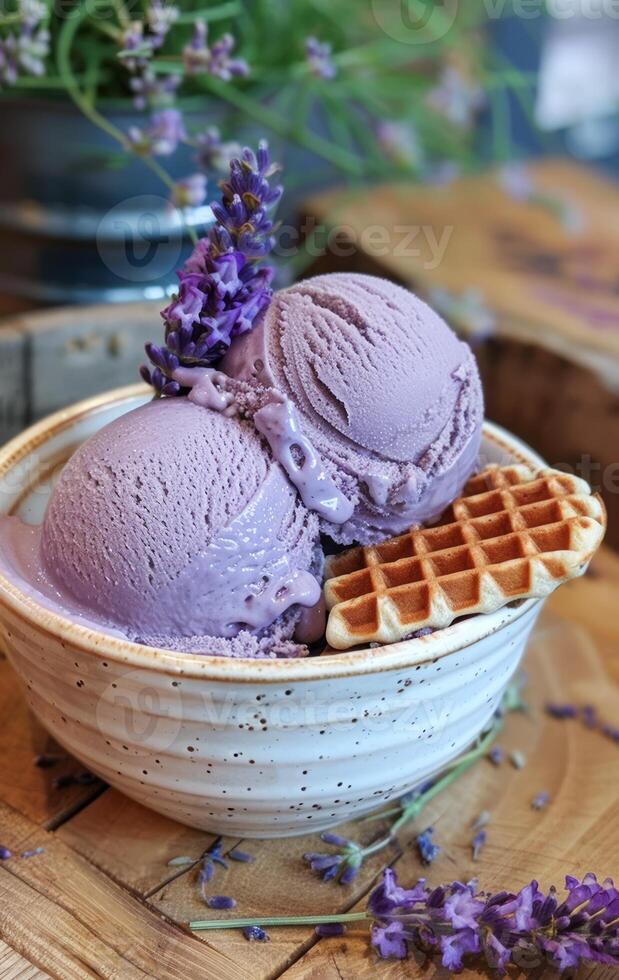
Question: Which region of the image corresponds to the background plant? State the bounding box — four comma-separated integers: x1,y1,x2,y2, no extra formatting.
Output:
0,0,534,215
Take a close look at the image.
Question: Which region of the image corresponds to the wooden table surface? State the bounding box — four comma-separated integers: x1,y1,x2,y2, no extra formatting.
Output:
0,548,618,979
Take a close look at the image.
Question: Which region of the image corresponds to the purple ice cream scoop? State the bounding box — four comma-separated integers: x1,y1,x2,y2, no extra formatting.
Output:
36,398,322,656
222,273,484,544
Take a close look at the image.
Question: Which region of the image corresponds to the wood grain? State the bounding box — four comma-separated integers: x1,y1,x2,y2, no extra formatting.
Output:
0,549,617,978
0,802,244,980
0,939,51,980
0,652,103,829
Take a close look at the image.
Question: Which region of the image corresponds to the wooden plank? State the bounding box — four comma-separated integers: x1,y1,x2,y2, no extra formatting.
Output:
303,159,619,363
14,301,160,421
280,611,619,979
0,652,103,828
0,801,245,980
57,790,220,896
0,939,51,980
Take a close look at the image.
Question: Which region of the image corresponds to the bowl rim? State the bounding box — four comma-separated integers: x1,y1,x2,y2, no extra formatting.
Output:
0,384,544,683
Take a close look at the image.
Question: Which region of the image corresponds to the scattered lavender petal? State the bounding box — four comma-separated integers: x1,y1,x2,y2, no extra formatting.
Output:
243,925,269,942
319,833,350,847
510,750,526,770
206,895,237,910
416,827,440,865
167,855,195,867
471,829,486,861
531,791,550,810
0,846,11,860
340,863,360,885
581,705,597,729
76,771,97,785
315,923,346,937
472,810,490,831
545,703,578,719
33,753,63,769
20,847,44,858
228,848,254,863
52,774,77,789
488,746,503,766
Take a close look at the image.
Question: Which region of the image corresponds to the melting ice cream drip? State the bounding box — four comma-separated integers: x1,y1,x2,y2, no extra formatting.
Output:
253,395,354,525
174,366,354,527
172,366,236,415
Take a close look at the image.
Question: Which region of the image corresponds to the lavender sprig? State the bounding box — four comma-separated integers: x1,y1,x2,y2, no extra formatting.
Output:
141,141,280,392
302,680,523,886
182,20,248,80
189,870,619,974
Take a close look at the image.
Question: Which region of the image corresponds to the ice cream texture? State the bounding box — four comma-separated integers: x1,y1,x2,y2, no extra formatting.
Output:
0,399,322,658
222,272,484,544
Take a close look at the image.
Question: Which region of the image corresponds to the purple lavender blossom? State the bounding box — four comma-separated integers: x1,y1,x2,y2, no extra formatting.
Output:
228,848,254,863
367,868,619,972
196,836,229,898
376,121,421,169
488,746,503,765
196,126,242,173
546,703,578,719
206,895,236,910
146,0,178,49
303,831,362,885
129,108,186,157
315,923,346,938
119,21,151,72
183,20,248,80
171,173,207,209
427,65,485,130
304,36,336,80
472,829,486,861
129,69,180,110
243,925,269,942
531,791,550,810
0,846,11,860
0,12,49,88
142,142,280,391
416,827,440,865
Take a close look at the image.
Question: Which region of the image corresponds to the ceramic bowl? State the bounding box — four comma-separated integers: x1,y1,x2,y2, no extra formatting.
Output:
0,385,544,838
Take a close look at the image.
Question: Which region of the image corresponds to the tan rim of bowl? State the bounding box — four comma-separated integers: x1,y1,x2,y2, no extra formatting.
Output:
0,384,543,683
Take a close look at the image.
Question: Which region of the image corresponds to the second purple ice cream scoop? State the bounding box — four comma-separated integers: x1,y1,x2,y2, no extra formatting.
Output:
222,273,484,544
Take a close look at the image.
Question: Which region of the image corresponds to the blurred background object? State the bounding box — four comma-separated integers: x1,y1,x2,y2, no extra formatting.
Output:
0,0,495,307
0,0,618,547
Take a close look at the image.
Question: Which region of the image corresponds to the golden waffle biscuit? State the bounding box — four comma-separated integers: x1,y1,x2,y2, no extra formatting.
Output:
324,465,606,650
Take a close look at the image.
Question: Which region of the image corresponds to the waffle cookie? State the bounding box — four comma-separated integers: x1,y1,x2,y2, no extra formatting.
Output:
324,465,606,650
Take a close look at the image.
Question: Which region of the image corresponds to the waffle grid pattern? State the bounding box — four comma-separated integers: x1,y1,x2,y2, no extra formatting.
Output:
324,466,606,650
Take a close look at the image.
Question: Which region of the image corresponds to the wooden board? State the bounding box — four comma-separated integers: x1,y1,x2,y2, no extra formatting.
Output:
0,547,618,978
0,301,161,445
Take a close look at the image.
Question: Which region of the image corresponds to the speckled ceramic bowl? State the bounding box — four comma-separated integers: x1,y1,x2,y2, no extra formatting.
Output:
0,386,545,837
